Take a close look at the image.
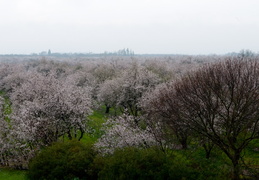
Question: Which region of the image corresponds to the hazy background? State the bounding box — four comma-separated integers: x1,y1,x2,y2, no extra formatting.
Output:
0,0,259,55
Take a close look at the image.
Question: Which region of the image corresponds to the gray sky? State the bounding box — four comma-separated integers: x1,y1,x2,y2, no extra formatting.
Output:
0,0,259,55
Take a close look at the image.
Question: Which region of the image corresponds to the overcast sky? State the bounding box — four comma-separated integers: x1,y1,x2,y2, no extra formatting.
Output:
0,0,259,55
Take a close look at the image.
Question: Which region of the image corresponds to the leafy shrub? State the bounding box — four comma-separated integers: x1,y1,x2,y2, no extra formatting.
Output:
97,147,199,180
27,140,97,180
183,148,232,180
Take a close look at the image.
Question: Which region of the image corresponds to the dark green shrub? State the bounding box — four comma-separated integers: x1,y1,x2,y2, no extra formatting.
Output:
97,147,199,180
189,148,231,180
27,140,97,180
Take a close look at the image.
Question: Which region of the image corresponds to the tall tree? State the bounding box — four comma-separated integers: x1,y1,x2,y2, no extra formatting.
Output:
144,57,259,179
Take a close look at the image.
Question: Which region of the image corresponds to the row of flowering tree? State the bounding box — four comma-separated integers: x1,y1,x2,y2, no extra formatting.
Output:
0,56,198,168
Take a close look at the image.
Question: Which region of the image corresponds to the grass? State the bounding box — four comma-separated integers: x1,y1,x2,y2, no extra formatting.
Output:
83,106,111,142
0,168,27,180
0,91,12,122
61,106,108,144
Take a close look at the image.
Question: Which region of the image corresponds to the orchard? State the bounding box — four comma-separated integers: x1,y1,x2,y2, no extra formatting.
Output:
0,54,258,179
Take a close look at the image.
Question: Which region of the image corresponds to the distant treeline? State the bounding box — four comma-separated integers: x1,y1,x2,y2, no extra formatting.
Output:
0,48,136,57
0,49,257,58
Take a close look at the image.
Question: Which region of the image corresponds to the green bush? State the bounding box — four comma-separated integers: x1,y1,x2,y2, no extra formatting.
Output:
97,147,199,180
27,142,233,180
27,140,97,180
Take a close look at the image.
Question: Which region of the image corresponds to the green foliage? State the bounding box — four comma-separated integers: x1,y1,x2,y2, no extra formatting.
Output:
27,140,97,180
241,139,259,178
95,145,235,180
97,147,199,180
182,148,232,180
188,139,259,179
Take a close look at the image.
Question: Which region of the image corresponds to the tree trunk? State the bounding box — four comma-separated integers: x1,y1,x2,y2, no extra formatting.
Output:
205,148,212,159
202,143,214,159
180,138,188,149
105,105,110,114
78,128,84,141
231,152,241,180
67,129,72,140
232,161,240,180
